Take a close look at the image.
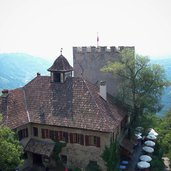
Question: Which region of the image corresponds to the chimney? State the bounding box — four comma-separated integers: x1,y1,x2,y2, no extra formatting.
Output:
2,89,8,97
37,72,41,76
100,81,107,100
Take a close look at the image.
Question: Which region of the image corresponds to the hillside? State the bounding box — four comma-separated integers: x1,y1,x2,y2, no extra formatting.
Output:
151,58,171,116
0,53,51,89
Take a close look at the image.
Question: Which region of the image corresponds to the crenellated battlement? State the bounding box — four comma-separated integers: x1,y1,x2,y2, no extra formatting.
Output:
73,45,135,96
73,46,134,53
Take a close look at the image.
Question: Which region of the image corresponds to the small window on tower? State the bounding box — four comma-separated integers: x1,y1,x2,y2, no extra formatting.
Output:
65,72,72,79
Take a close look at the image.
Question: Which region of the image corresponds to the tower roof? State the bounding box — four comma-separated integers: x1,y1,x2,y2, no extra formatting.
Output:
48,55,73,72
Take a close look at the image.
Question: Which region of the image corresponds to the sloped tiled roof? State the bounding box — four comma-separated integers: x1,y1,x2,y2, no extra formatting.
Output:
1,88,29,129
25,138,55,157
48,55,73,72
0,76,125,132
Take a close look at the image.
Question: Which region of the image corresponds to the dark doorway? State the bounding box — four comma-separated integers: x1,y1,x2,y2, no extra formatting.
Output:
61,155,67,164
33,153,42,165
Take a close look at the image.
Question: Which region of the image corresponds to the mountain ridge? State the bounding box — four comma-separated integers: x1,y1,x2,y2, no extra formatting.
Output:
0,53,51,89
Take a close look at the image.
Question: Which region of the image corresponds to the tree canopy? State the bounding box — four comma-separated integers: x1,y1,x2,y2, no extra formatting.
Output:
157,111,171,160
102,48,169,128
0,114,23,171
101,141,120,171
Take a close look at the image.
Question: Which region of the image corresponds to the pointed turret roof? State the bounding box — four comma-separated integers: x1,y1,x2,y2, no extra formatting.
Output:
48,55,73,72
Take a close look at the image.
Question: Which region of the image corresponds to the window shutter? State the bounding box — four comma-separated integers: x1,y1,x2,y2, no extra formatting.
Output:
75,133,78,143
64,132,68,142
97,137,100,147
80,134,84,145
50,130,54,140
55,131,58,141
45,129,49,138
42,129,45,138
85,135,89,146
70,133,73,143
57,131,62,140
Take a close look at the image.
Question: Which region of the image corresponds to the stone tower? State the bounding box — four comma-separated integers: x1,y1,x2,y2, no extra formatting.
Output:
73,46,135,97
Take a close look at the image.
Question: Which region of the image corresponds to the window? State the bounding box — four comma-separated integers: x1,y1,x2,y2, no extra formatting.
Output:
33,127,38,137
49,130,55,140
40,128,87,146
62,132,68,142
41,129,65,141
18,128,28,140
85,135,100,147
72,133,77,143
49,130,58,141
41,129,49,139
77,134,84,145
70,133,84,145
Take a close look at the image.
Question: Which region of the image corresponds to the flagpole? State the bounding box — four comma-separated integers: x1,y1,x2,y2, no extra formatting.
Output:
97,32,99,47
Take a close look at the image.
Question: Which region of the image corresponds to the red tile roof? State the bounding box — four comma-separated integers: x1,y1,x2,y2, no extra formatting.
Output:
1,88,29,129
0,76,125,132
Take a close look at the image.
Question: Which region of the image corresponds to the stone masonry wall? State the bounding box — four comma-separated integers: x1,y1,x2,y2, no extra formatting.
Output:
73,46,135,96
27,123,114,170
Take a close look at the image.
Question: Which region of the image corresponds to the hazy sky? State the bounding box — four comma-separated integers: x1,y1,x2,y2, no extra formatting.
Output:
0,0,171,63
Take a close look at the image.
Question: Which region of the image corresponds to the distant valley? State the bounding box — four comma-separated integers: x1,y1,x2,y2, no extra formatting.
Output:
151,58,171,116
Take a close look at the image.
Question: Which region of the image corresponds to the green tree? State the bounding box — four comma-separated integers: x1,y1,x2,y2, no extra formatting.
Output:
101,141,120,171
157,110,171,160
0,124,23,171
150,142,165,171
85,161,101,171
102,48,168,129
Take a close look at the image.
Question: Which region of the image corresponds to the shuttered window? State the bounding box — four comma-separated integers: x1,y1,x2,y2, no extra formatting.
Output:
70,133,84,145
79,134,84,145
85,135,89,146
96,137,100,147
63,132,68,142
41,129,49,139
40,128,100,147
49,130,55,140
18,128,28,140
70,133,73,143
85,135,100,147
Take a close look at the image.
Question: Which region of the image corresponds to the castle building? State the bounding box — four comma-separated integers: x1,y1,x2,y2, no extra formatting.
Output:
73,46,135,96
0,51,129,170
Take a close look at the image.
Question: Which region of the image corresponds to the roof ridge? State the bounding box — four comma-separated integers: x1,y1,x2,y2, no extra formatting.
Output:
23,88,31,122
62,56,65,70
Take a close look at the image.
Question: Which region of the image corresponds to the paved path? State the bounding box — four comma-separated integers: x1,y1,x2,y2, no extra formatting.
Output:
127,143,142,171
